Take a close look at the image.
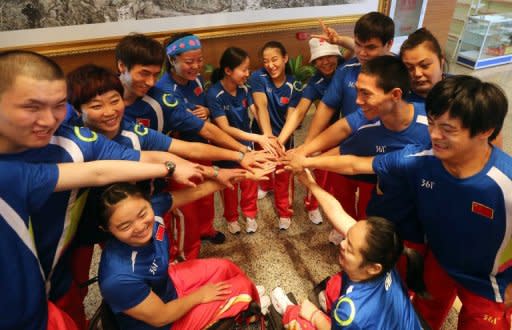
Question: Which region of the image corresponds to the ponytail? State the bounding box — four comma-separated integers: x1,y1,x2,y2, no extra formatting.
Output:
210,67,223,84
403,247,429,299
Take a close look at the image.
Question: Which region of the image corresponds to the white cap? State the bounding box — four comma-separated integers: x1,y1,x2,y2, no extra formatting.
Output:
309,38,342,63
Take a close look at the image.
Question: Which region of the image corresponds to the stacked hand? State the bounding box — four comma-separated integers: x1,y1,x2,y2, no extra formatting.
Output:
170,159,205,187
240,150,277,172
256,135,285,157
279,148,308,174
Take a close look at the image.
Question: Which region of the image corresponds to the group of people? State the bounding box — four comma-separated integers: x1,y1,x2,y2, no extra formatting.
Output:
0,8,510,330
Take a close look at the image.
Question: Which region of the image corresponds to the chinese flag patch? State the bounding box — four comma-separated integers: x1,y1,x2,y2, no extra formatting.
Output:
194,86,203,96
242,98,247,108
136,118,150,127
156,224,165,241
472,201,494,220
280,96,289,105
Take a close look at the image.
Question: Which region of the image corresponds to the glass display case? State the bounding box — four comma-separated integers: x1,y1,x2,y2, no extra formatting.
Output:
457,13,512,69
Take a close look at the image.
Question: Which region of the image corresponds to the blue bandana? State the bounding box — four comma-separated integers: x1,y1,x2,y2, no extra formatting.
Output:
166,35,201,56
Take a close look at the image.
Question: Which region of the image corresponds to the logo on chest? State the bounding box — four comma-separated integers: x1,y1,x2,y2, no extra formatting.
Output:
420,179,435,190
280,96,290,105
193,86,203,96
471,201,494,220
375,145,387,153
136,118,150,127
348,81,356,88
149,259,159,275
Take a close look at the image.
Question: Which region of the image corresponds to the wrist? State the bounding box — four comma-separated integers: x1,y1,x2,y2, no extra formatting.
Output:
310,309,321,324
212,166,219,178
236,151,245,163
165,161,176,178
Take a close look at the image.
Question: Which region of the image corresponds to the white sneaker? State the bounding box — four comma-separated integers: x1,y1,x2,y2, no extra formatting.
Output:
260,295,271,315
318,290,327,312
271,287,293,315
328,229,344,245
257,188,269,200
227,221,241,235
308,208,323,225
246,217,258,233
279,217,291,230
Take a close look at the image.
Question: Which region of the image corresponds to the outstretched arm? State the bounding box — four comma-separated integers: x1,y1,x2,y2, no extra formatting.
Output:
284,153,374,176
277,98,312,146
297,169,356,235
55,161,169,192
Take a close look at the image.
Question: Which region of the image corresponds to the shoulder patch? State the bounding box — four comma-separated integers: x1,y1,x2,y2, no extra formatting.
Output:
334,296,356,326
134,124,149,136
293,80,304,92
73,126,98,142
162,93,179,108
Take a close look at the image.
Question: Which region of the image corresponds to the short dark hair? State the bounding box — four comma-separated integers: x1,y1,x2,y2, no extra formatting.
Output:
115,33,164,70
354,12,395,45
362,217,427,297
67,64,124,111
211,47,249,84
360,55,410,97
426,75,507,141
400,28,444,66
0,50,64,98
99,183,150,229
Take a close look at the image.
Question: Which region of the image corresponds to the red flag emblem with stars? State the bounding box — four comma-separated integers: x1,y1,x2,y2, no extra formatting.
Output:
156,224,165,241
136,118,150,127
280,96,289,105
242,98,248,108
194,86,203,96
472,201,494,220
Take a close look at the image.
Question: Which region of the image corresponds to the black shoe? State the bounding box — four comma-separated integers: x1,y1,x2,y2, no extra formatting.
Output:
201,231,226,244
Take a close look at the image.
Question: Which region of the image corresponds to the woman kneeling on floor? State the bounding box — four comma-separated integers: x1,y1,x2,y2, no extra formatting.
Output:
272,170,428,329
98,182,261,330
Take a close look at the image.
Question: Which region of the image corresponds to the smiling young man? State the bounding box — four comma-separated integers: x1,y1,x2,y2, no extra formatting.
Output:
287,56,430,244
0,50,203,330
287,75,512,329
293,12,395,227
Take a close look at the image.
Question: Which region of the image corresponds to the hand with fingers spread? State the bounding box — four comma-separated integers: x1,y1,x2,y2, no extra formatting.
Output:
215,168,248,189
244,163,276,181
256,134,284,157
240,150,277,172
191,105,210,120
195,282,232,304
311,19,355,53
169,160,204,187
281,152,308,174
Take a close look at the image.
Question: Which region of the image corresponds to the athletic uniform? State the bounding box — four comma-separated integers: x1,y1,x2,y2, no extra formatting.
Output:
1,161,57,330
156,74,218,251
207,81,258,224
123,86,212,259
301,72,336,212
341,102,430,225
248,68,303,218
316,58,365,219
0,124,140,328
282,269,421,329
99,217,259,330
373,144,512,329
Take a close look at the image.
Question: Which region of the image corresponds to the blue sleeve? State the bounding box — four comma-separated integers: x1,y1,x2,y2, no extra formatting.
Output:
372,145,418,181
140,126,172,151
100,273,151,313
302,82,321,101
206,89,226,120
289,80,303,108
345,110,367,132
162,93,205,133
322,69,344,109
248,72,266,94
86,129,141,161
22,163,59,212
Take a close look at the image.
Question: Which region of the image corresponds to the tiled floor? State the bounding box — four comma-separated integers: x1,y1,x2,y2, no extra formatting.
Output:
84,62,512,329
